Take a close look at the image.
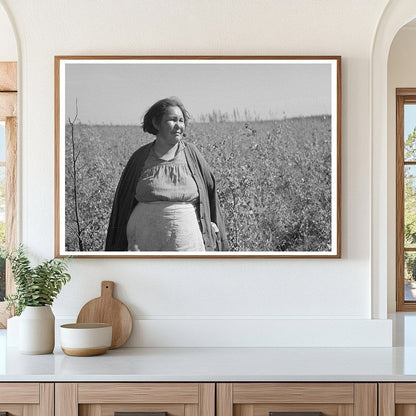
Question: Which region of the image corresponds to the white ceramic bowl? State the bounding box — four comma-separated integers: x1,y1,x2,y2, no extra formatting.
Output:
60,323,112,356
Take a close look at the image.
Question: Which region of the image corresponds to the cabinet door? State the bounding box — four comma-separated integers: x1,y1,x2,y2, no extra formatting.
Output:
217,383,377,416
0,383,53,415
55,383,215,416
379,383,416,416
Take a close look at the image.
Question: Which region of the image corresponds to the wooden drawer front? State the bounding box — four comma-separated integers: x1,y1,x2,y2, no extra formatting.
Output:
0,383,53,416
78,383,200,404
80,403,185,416
57,383,215,416
379,383,416,416
233,384,354,404
0,383,39,403
395,383,416,404
236,403,346,416
218,383,376,416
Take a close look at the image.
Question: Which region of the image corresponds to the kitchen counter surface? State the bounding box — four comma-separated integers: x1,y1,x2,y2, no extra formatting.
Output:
2,313,416,382
3,344,416,382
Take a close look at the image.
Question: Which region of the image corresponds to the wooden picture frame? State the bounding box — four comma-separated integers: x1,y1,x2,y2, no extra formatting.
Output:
55,56,341,258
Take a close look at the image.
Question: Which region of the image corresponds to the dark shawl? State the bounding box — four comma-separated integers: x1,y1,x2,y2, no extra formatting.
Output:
105,141,229,252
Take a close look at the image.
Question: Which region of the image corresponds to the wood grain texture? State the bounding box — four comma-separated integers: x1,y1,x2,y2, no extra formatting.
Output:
0,116,17,327
5,116,17,294
396,404,416,416
253,403,338,416
397,93,406,311
22,405,34,416
0,62,17,91
76,281,133,348
54,56,61,258
354,383,377,416
379,383,395,416
396,89,416,311
397,88,416,96
38,383,54,416
199,384,215,416
79,404,101,416
78,383,199,404
216,384,233,416
237,405,254,416
0,383,39,403
6,116,17,250
0,62,17,327
55,383,78,416
336,55,342,258
0,92,16,120
185,403,199,416
95,403,185,416
0,405,24,416
232,383,353,404
395,383,416,403
337,404,354,416
56,55,342,61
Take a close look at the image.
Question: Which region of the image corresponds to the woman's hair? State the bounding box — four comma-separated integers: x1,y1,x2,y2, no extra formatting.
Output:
142,97,190,135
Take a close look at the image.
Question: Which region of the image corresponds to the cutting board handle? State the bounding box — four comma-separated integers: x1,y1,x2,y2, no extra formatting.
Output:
101,281,115,298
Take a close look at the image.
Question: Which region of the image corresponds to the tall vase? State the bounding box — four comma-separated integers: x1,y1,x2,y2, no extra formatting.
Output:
19,305,55,354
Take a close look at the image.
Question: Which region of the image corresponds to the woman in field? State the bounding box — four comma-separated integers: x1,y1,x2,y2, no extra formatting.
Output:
105,97,228,252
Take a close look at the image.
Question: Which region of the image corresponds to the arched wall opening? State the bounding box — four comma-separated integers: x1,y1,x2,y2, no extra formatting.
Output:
371,0,416,318
387,18,416,313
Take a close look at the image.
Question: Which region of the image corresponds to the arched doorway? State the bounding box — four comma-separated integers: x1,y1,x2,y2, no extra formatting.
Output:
371,0,416,318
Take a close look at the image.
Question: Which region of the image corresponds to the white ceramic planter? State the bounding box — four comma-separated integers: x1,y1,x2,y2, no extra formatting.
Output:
19,305,55,354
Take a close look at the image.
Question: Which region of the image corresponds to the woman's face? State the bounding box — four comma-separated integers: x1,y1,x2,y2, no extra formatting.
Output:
153,106,185,146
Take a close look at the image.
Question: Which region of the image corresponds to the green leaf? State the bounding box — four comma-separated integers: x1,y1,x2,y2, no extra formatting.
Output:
5,245,71,316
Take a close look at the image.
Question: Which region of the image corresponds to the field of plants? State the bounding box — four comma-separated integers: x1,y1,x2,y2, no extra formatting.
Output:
65,116,333,252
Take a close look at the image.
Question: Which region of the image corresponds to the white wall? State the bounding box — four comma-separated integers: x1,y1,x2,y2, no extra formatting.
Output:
387,26,416,312
0,0,394,347
0,3,16,61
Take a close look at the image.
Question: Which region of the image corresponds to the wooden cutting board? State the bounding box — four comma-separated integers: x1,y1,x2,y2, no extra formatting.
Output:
76,281,133,349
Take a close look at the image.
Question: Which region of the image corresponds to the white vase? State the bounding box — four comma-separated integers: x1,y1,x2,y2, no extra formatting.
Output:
6,315,20,347
19,305,55,354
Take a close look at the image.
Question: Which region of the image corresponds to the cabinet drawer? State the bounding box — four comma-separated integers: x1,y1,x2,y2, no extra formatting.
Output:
217,383,376,416
56,383,215,416
78,383,200,403
0,383,39,403
0,383,53,416
379,383,416,415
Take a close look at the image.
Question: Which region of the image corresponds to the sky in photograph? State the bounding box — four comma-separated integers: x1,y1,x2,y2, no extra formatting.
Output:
64,60,333,125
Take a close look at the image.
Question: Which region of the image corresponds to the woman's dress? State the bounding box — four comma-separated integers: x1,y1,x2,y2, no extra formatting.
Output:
126,144,205,251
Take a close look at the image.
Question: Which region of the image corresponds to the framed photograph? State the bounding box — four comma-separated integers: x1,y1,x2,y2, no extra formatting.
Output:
55,56,341,258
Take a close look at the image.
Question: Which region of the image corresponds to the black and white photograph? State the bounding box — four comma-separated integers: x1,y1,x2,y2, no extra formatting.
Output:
55,56,341,258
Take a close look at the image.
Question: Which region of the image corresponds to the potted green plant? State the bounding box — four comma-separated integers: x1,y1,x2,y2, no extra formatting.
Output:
4,246,71,354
